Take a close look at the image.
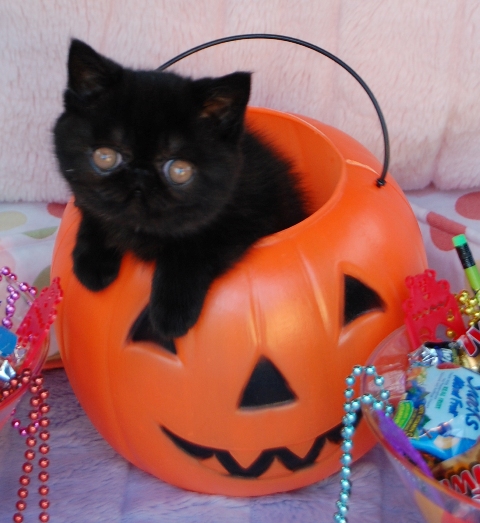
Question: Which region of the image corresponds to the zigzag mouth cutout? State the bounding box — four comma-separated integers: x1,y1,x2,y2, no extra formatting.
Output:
161,411,362,478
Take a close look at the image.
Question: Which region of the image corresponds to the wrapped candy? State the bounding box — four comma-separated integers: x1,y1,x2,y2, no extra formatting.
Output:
394,365,480,464
408,341,463,368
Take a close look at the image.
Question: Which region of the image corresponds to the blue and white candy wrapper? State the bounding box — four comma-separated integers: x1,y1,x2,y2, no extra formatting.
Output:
0,359,16,382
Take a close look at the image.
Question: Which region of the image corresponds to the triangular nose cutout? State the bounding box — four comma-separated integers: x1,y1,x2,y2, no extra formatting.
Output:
239,357,297,409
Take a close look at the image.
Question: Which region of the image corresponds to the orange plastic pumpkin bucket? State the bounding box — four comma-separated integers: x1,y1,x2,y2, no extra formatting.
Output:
52,103,427,495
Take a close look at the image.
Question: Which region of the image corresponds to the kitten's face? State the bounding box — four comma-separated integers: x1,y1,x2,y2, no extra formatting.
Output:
54,40,251,237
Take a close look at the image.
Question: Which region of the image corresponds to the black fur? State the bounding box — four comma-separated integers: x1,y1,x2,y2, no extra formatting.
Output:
54,39,307,339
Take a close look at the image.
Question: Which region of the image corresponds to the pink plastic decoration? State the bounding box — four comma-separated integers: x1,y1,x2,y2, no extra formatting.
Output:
16,277,63,370
402,269,466,348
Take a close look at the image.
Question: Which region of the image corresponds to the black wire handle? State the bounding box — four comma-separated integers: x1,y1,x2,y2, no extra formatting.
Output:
158,33,390,187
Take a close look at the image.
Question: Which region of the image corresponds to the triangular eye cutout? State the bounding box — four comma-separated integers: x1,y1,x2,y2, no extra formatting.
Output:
343,275,384,326
129,307,177,355
239,357,297,409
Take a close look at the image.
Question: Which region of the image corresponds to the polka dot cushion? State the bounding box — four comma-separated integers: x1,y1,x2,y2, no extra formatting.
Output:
406,187,480,294
0,202,66,367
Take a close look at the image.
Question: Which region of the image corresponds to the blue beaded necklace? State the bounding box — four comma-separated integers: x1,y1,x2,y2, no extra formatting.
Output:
334,365,393,523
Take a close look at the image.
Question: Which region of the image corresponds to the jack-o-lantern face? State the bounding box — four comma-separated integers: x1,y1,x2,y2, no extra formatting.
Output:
128,274,381,479
52,108,427,496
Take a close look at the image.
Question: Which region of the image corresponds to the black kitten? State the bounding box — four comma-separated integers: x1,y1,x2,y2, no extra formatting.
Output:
54,39,307,340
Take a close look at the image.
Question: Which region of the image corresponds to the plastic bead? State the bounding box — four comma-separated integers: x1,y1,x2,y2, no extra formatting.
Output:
336,501,349,515
344,388,354,399
2,317,13,329
6,305,15,316
343,412,356,425
352,365,363,376
19,476,30,486
39,458,49,469
350,399,361,412
17,488,28,499
341,426,355,439
361,393,373,405
22,463,33,474
38,485,49,496
380,390,390,401
345,375,355,387
38,472,49,482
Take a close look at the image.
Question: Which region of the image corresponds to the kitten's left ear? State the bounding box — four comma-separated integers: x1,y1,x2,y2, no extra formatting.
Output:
67,39,122,100
194,72,251,135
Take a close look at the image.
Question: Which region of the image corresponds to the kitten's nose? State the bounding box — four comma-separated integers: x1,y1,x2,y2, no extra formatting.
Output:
132,168,151,192
132,168,151,196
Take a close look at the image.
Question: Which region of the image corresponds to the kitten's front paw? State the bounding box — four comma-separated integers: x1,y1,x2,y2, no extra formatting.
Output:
73,247,122,291
149,296,202,339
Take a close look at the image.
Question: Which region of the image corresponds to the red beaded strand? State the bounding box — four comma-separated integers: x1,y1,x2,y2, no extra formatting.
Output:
9,370,50,523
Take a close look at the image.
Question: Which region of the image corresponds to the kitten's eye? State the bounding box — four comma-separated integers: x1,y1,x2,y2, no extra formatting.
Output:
163,159,195,185
91,147,122,173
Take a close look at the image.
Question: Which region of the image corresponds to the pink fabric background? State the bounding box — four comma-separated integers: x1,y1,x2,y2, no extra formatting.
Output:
2,1,480,201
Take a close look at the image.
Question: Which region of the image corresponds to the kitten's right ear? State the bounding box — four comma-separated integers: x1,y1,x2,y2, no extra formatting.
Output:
193,72,251,139
67,39,122,99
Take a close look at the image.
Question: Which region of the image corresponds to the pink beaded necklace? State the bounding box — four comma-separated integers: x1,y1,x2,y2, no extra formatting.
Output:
0,267,62,523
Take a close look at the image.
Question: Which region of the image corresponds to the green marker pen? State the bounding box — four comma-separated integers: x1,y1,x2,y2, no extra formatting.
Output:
453,234,480,295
